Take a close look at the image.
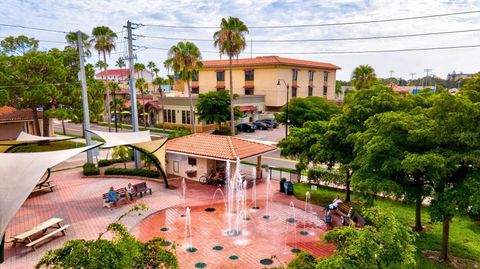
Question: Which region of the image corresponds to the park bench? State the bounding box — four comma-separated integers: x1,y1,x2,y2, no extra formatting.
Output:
102,187,127,208
338,204,366,228
133,182,152,198
9,217,70,251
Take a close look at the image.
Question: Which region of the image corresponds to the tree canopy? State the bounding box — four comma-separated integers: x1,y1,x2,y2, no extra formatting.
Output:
275,96,340,128
351,64,377,90
195,90,240,129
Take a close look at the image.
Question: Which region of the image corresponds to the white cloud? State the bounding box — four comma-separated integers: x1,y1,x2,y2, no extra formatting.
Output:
1,0,480,80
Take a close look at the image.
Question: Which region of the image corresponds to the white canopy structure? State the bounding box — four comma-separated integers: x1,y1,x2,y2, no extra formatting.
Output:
16,132,71,142
88,130,152,148
0,145,98,245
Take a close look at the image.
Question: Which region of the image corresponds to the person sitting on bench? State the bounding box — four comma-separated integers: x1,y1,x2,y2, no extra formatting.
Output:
325,211,332,229
126,183,136,202
323,195,343,212
107,186,120,206
341,207,353,226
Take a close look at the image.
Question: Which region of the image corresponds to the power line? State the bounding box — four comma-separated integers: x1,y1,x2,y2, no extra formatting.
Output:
135,28,480,43
0,23,68,34
139,10,480,29
141,44,480,55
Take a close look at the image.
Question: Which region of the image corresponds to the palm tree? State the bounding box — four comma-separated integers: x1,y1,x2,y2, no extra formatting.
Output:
166,41,203,133
108,81,121,130
65,31,91,56
91,26,117,132
147,61,158,92
213,17,249,135
135,77,149,128
95,60,108,71
134,63,145,79
351,65,377,90
115,57,126,69
153,76,166,132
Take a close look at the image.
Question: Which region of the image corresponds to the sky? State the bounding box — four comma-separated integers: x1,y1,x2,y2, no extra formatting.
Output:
1,0,480,80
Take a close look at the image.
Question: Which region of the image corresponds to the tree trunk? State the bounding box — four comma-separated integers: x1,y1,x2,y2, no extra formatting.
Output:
187,80,196,133
229,56,235,136
160,88,165,132
42,110,50,137
61,119,66,135
415,196,423,231
345,169,351,202
103,53,111,132
32,108,41,135
440,215,451,261
142,92,147,128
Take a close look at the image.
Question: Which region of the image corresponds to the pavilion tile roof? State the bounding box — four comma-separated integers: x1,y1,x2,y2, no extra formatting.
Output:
95,69,129,77
166,133,276,160
0,106,41,122
202,56,341,70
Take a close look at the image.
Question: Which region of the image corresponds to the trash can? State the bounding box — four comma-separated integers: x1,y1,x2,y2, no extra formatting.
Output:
286,181,294,195
280,178,286,193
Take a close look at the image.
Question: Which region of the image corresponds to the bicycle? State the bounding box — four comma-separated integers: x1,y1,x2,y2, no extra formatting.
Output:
199,170,216,185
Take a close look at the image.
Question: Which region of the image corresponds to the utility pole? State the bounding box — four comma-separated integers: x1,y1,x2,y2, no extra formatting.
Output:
424,68,432,87
389,70,395,78
78,31,93,163
410,72,417,90
126,21,141,168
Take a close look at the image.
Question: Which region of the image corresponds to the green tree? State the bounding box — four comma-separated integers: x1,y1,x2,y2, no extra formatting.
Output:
65,31,91,57
134,62,145,78
153,76,167,132
113,145,131,168
196,90,240,130
91,26,117,132
0,35,38,55
213,17,249,136
115,57,126,69
315,207,416,268
458,73,480,102
135,77,149,128
166,41,203,133
274,96,340,128
95,60,108,70
351,64,377,90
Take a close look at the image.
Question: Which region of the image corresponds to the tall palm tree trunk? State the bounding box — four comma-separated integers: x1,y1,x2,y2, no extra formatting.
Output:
142,92,147,128
187,80,196,133
229,56,234,135
160,88,165,132
103,53,111,132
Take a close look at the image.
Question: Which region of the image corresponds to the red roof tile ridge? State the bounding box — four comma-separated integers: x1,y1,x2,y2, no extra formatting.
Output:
227,136,238,160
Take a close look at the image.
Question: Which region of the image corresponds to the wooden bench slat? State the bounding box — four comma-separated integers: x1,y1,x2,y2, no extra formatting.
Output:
26,225,70,249
13,218,63,240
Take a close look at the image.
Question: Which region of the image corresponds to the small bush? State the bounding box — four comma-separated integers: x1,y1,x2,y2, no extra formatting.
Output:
98,158,129,167
83,162,99,176
307,167,345,185
104,168,159,178
168,127,191,139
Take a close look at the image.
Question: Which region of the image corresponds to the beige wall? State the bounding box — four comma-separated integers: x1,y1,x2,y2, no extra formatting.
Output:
187,66,338,109
0,122,25,141
166,153,209,181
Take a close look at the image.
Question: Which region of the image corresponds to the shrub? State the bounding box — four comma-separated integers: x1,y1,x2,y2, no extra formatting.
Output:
104,168,159,178
168,127,191,139
83,162,99,176
98,158,129,167
307,167,345,185
212,127,238,136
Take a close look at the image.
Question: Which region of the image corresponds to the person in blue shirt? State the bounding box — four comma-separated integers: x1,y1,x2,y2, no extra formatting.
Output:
107,186,120,206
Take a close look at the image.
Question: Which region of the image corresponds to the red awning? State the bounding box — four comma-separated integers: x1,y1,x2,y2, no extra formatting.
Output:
215,69,225,72
244,68,254,71
243,86,254,89
238,105,257,112
215,86,225,89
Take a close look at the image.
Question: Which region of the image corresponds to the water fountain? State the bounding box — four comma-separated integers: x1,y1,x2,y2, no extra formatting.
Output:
206,188,227,212
300,191,311,236
181,178,187,217
263,172,272,219
183,207,196,253
251,167,260,210
284,201,300,253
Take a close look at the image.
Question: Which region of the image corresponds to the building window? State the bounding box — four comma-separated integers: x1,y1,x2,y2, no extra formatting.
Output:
292,69,298,81
182,110,191,124
192,71,198,82
191,87,199,94
245,70,254,81
245,87,254,95
323,86,328,96
164,109,176,123
216,71,225,81
188,157,197,166
308,71,314,81
292,87,297,97
216,87,225,91
323,71,329,82
308,86,313,96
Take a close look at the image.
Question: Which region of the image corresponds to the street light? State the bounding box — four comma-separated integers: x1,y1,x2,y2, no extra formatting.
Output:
277,79,290,137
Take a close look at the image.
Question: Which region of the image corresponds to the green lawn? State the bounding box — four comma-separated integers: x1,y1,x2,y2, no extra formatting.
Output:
9,140,86,152
294,183,480,268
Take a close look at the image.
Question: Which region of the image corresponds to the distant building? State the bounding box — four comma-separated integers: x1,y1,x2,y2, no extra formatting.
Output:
0,106,53,141
95,68,154,83
447,70,474,81
386,83,433,95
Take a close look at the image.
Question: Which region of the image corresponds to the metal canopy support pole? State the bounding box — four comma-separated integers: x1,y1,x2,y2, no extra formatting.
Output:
78,31,93,163
127,21,141,168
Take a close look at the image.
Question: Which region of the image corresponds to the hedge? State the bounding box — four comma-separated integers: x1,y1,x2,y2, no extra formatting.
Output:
307,167,345,184
83,162,100,176
104,168,160,178
98,158,129,167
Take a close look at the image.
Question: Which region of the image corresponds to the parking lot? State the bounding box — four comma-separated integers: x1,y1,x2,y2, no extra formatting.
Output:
235,124,287,144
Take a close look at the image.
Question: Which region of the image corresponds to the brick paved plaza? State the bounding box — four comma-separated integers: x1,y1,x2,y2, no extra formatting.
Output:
2,170,337,269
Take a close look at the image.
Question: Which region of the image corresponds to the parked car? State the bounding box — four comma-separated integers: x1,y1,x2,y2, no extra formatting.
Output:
259,118,278,128
236,123,257,133
253,121,270,130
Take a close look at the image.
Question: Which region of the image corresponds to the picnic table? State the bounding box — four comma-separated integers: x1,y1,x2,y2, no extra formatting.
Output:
9,217,70,250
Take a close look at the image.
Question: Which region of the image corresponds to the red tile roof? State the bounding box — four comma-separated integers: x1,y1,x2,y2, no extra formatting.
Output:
202,56,341,70
0,106,40,122
166,133,276,160
95,69,129,77
124,99,160,110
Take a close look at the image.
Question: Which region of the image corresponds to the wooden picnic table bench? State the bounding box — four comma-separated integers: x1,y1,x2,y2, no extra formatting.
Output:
9,217,70,250
133,182,152,198
30,168,55,195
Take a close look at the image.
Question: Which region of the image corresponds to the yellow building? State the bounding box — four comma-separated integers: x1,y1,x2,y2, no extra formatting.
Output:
178,55,341,111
